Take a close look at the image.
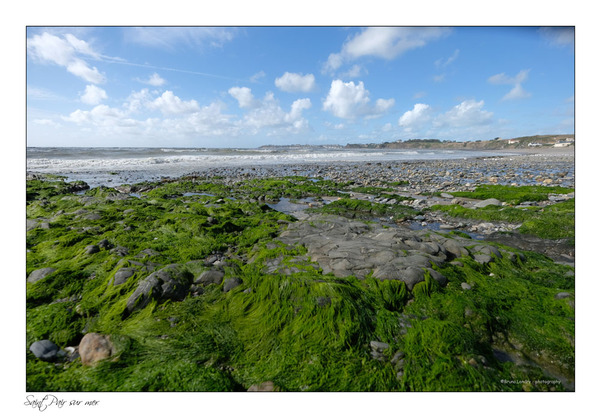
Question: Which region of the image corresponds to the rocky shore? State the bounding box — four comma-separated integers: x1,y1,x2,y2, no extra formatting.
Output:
26,147,575,392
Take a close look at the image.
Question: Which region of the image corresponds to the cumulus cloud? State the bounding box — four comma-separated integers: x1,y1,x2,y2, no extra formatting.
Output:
488,69,531,100
62,86,312,141
148,91,200,115
229,86,258,109
80,85,107,105
238,91,312,134
323,27,451,74
398,103,432,129
322,80,394,120
274,72,316,93
137,72,166,86
434,99,493,128
27,32,105,84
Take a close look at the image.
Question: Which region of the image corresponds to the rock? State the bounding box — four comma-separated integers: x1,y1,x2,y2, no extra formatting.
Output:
79,333,114,366
85,245,100,255
223,277,243,293
474,198,502,208
195,269,225,286
390,351,405,365
84,213,102,221
248,381,277,391
441,193,454,198
126,264,193,314
370,341,390,351
555,292,572,300
30,340,61,361
473,253,493,264
461,282,472,290
98,239,112,249
27,267,56,284
112,267,136,286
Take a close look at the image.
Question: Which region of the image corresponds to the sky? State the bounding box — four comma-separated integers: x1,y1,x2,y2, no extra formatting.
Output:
26,26,574,148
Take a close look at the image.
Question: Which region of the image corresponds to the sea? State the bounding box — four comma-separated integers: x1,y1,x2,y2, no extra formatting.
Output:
26,146,505,188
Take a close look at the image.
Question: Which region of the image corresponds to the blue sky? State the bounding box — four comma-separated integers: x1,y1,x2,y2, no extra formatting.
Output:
26,26,574,148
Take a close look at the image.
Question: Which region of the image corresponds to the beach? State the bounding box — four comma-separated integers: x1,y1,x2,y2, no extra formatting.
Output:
25,145,575,392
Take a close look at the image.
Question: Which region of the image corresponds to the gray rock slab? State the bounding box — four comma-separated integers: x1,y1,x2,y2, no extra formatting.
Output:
27,267,57,284
474,198,502,208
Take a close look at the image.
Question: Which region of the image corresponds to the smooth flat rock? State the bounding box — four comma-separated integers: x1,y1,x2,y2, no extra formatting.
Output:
27,267,56,284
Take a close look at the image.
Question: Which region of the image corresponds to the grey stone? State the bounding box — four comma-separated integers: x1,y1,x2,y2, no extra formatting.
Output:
461,282,472,290
370,341,390,351
555,292,572,300
30,340,61,361
400,267,426,290
474,198,502,208
223,277,243,293
113,268,136,286
27,267,56,284
98,239,112,249
126,264,192,314
85,245,100,255
195,270,225,286
473,253,493,264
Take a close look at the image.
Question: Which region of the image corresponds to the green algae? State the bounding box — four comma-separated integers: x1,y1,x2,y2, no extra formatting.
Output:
25,177,575,392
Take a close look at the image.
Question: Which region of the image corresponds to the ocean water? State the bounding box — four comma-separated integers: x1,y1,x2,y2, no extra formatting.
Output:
27,147,503,187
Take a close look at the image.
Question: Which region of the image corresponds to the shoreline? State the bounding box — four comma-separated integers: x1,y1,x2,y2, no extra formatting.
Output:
26,146,575,190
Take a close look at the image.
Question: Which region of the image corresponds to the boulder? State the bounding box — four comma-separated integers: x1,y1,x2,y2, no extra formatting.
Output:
126,264,192,314
85,245,100,255
223,277,243,293
27,267,56,284
30,340,61,361
195,269,225,286
79,333,114,366
112,267,136,286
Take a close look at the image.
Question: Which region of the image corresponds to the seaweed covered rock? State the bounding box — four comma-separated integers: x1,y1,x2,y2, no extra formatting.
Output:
125,264,193,314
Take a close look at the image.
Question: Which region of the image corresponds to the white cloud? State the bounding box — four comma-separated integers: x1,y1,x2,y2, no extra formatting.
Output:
274,72,316,93
539,27,574,49
322,80,394,120
229,87,257,109
33,118,61,127
488,69,531,100
125,27,236,50
240,91,312,133
323,27,451,74
80,85,107,105
27,32,105,84
503,84,531,101
147,91,200,115
434,99,493,128
250,71,266,83
137,73,166,86
399,103,432,128
435,49,459,68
